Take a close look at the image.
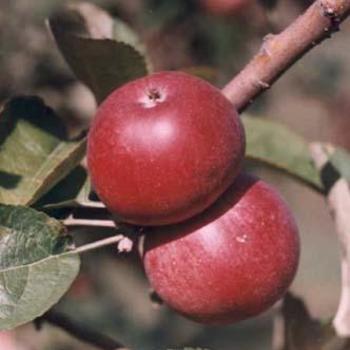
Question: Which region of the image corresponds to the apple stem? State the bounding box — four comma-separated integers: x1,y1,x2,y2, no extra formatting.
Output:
66,222,141,255
69,234,125,254
64,215,115,227
147,88,161,101
221,0,350,112
70,234,135,254
310,142,350,337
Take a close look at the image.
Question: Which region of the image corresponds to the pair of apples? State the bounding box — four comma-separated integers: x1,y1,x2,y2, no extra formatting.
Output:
87,72,300,325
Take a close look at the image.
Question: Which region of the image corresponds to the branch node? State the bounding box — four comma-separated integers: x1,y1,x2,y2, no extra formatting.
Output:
320,1,341,31
260,33,276,57
322,5,336,17
257,80,270,89
222,0,350,111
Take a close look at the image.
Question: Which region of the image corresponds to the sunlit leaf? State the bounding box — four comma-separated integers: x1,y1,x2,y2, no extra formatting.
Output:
0,96,86,206
328,146,350,182
243,116,322,191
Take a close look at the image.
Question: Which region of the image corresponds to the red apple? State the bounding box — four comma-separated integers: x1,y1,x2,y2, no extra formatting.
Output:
143,173,300,324
87,71,244,226
200,0,252,16
0,332,17,350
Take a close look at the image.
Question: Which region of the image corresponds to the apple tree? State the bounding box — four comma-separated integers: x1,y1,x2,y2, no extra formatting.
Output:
0,0,350,349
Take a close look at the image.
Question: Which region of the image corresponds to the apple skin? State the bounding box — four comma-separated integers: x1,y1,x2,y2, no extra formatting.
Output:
0,332,16,350
143,173,300,324
200,0,252,16
87,71,245,226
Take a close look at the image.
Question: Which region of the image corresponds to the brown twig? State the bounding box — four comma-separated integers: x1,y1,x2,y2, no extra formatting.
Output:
222,0,350,111
40,310,129,350
310,142,350,337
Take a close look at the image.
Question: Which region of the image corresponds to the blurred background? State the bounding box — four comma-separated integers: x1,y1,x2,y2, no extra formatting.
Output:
0,0,349,349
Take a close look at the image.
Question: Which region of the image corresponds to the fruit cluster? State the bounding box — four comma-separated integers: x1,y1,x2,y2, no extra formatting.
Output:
87,71,300,325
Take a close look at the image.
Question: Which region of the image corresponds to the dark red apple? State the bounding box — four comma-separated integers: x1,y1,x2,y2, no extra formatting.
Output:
87,71,244,226
200,0,252,16
143,173,300,324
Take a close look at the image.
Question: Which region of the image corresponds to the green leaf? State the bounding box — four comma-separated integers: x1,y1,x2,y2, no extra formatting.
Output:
309,143,350,193
40,173,92,211
0,205,80,330
329,146,350,181
243,116,322,191
0,96,86,206
48,2,149,103
36,166,88,210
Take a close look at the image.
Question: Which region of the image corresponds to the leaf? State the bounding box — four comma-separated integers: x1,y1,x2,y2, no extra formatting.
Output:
309,142,350,194
328,146,350,182
243,116,322,191
48,2,149,103
0,96,86,206
40,173,93,211
0,205,80,330
36,166,88,210
28,139,86,205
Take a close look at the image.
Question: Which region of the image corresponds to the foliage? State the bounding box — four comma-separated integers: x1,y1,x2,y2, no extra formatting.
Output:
0,96,86,206
0,1,350,350
0,205,79,330
48,3,149,103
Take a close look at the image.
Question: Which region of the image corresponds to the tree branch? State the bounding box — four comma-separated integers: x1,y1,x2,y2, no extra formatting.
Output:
40,310,129,350
222,0,350,111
